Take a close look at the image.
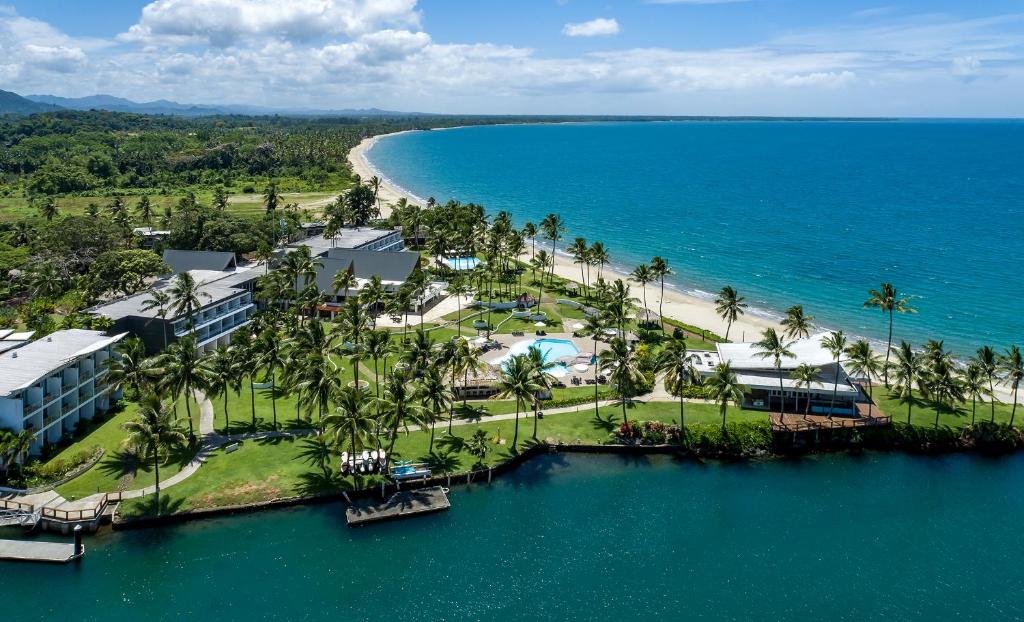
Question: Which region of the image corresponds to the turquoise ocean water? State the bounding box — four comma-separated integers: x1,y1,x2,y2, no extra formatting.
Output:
4,453,1024,620
368,121,1024,354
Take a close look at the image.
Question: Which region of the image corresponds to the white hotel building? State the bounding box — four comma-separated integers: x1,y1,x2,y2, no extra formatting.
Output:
0,330,127,455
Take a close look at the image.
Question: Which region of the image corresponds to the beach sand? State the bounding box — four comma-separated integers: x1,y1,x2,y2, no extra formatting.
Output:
348,131,780,343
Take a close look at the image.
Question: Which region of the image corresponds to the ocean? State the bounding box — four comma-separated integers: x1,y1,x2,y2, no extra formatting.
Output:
368,120,1024,354
5,453,1024,620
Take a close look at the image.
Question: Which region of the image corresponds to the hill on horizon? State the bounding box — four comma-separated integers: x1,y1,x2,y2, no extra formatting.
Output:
0,89,63,115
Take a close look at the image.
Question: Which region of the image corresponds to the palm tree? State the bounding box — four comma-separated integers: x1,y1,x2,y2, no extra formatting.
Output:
714,286,747,341
999,345,1023,426
448,277,472,337
168,272,211,331
336,298,370,384
1,430,34,479
207,344,240,434
364,330,390,399
706,362,747,433
589,241,609,280
523,222,538,260
256,328,286,430
539,213,565,283
819,330,848,419
524,345,559,438
961,363,989,427
104,337,153,399
864,283,916,387
295,353,342,429
493,354,543,452
656,338,699,433
971,346,999,422
753,328,796,415
781,305,814,340
454,338,486,407
598,337,644,424
325,386,377,458
891,341,925,424
789,364,822,417
331,268,357,303
843,339,881,417
122,393,187,515
155,335,211,440
139,289,172,349
367,175,383,213
631,263,654,326
212,186,229,211
230,329,261,428
39,197,59,222
416,367,452,453
604,279,638,335
378,369,425,453
927,355,963,429
568,237,589,295
136,196,153,224
263,182,279,213
403,327,436,374
649,256,672,328
360,276,386,328
582,312,607,417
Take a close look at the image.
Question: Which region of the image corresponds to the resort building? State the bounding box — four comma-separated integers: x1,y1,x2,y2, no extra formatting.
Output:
307,248,445,316
162,249,237,274
0,330,126,455
695,333,862,416
287,226,405,257
88,264,260,354
0,329,35,355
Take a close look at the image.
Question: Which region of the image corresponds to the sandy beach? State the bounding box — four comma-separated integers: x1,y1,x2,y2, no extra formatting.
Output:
347,132,781,342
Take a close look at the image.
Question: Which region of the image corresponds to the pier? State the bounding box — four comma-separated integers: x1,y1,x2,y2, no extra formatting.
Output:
346,486,450,526
0,527,83,563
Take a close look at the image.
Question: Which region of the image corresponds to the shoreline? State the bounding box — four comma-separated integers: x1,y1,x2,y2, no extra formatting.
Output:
348,130,782,341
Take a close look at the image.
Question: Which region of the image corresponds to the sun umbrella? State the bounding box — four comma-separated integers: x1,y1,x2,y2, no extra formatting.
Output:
573,363,589,372
534,321,546,327
572,322,584,330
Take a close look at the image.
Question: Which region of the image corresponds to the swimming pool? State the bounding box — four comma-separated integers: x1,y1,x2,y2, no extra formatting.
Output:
444,256,480,270
492,338,580,367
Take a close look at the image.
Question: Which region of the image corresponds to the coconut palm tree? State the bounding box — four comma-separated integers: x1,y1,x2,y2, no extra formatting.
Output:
781,305,815,340
925,352,962,429
331,268,357,303
139,289,172,349
39,197,59,222
649,256,672,328
104,337,154,399
582,312,607,417
493,354,543,452
714,286,747,342
630,264,654,326
416,366,452,453
207,344,240,434
155,335,211,440
524,345,559,438
789,364,822,417
819,330,848,419
589,241,609,281
135,196,153,224
843,339,882,417
448,277,472,337
364,329,390,399
598,337,643,425
891,341,925,424
523,222,538,260
167,272,211,331
1,430,34,480
454,338,486,407
295,353,343,429
999,345,1023,426
122,394,187,515
539,213,565,283
255,328,286,430
403,327,436,374
706,362,747,433
377,368,425,453
971,345,999,422
753,328,796,415
864,283,916,387
228,329,262,429
359,276,386,328
961,363,989,427
568,237,589,295
604,279,638,335
325,385,377,458
656,338,699,433
263,182,279,213
336,297,370,384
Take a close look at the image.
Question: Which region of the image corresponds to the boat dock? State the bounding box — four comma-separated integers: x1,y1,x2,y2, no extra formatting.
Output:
0,538,81,563
346,486,451,526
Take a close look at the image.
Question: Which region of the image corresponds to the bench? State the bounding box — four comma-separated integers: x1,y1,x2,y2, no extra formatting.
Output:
224,443,240,454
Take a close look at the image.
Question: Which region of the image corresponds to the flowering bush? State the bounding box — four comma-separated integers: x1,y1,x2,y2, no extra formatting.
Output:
613,420,681,445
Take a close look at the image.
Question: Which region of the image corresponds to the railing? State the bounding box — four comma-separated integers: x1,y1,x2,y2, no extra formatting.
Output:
771,414,892,432
0,498,34,513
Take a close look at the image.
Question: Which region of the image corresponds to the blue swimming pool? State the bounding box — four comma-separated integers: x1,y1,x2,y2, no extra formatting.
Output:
444,256,480,270
492,338,580,367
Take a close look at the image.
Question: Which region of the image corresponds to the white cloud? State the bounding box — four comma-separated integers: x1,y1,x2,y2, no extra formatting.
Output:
562,18,620,37
120,0,421,47
951,56,981,81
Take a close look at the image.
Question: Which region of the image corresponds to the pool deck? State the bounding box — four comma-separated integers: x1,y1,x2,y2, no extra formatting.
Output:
482,331,609,385
346,487,451,526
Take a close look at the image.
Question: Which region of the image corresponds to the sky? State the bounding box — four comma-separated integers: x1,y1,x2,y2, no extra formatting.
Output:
1,0,1023,116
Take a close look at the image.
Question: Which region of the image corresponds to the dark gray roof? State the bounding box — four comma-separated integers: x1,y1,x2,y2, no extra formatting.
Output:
162,249,237,274
307,250,420,292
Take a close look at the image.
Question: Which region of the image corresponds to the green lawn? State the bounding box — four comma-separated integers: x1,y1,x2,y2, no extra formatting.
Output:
54,402,195,500
871,385,1021,429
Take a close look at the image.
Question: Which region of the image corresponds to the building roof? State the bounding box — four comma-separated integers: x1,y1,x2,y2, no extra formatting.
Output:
716,332,841,371
163,249,237,274
89,268,256,322
0,330,126,395
309,250,419,293
288,227,400,256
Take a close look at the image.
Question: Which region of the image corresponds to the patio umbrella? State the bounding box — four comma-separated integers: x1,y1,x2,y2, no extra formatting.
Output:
572,322,584,330
573,363,589,372
534,321,546,327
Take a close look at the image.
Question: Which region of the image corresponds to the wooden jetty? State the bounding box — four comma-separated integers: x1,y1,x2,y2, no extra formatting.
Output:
0,538,81,563
346,486,450,526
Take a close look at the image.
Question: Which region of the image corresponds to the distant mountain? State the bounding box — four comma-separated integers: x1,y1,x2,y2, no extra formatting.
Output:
26,93,423,118
0,89,63,115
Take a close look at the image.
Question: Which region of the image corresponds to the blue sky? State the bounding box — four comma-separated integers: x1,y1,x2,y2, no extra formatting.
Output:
2,0,1023,116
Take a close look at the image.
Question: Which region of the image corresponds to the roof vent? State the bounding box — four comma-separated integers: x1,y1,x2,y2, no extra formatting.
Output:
11,352,17,358
47,336,53,342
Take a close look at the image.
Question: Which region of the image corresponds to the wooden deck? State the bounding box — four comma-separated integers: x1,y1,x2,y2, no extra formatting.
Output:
770,402,891,432
346,486,450,526
0,539,80,563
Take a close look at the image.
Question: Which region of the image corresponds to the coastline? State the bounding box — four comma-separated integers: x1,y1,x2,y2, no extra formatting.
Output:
348,131,782,341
